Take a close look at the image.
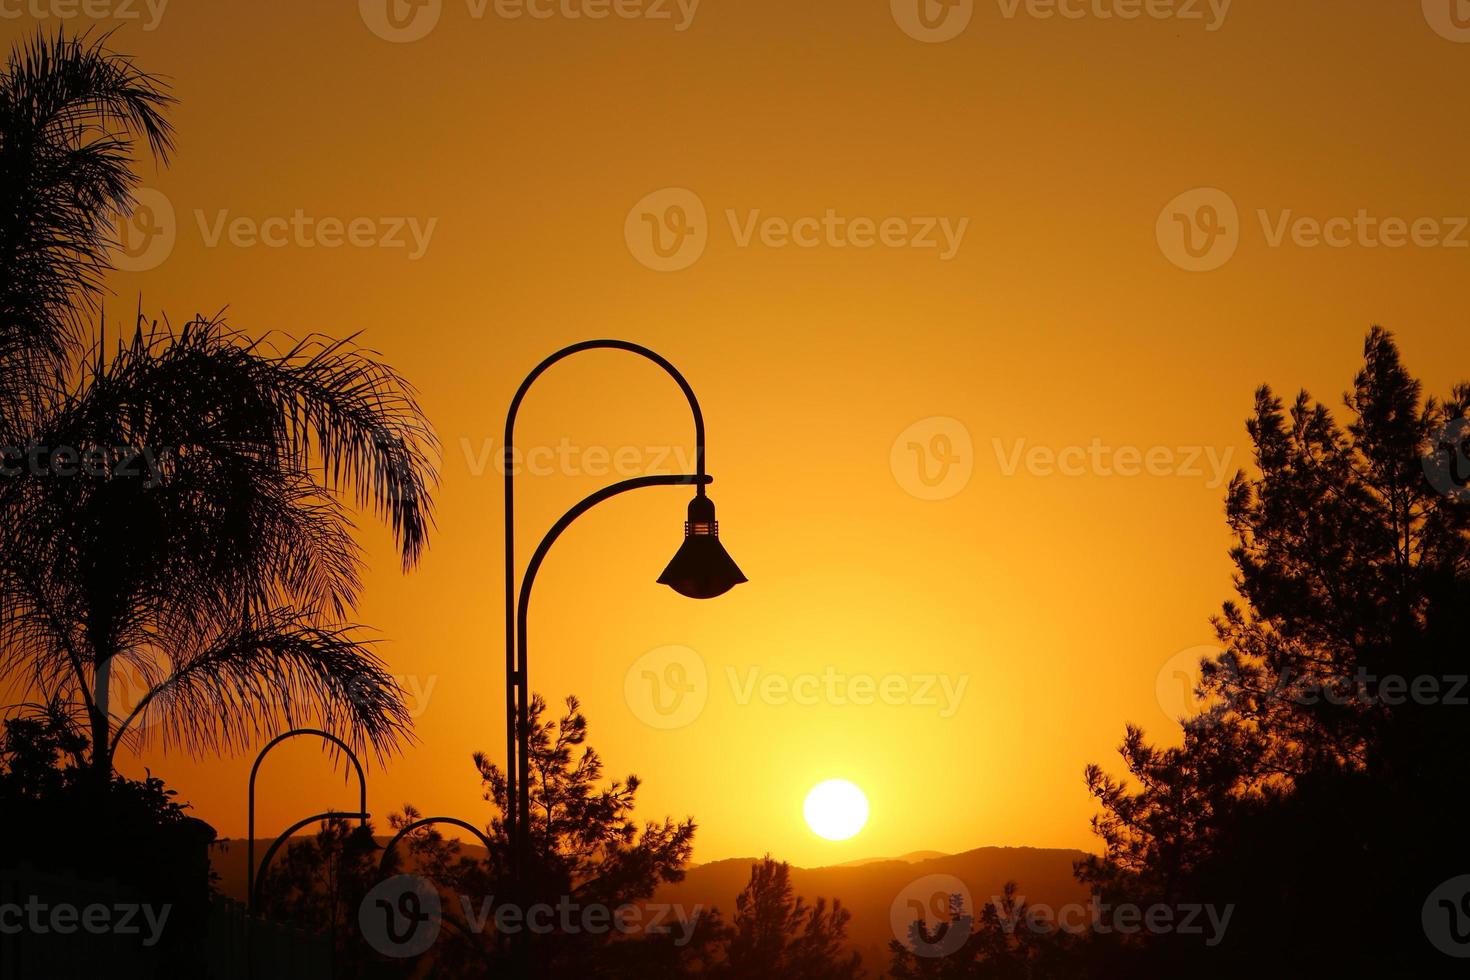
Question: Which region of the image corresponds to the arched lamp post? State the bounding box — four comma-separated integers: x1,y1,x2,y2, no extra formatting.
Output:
245,728,370,979
504,341,746,966
251,809,371,913
247,727,368,916
378,816,496,875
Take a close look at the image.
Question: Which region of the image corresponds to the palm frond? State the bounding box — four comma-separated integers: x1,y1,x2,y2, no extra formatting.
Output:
0,28,174,420
0,312,436,768
111,607,413,763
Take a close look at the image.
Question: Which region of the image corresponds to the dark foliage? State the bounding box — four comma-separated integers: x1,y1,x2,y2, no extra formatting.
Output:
0,710,215,976
1075,328,1470,977
718,856,862,980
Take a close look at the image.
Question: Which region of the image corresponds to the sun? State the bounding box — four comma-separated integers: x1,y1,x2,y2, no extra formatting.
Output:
803,779,869,841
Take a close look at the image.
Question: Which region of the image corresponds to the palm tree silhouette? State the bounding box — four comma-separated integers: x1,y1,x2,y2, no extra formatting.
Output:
0,315,438,785
0,31,439,786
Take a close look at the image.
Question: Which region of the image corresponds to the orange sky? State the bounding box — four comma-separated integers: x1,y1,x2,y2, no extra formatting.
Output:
5,0,1470,867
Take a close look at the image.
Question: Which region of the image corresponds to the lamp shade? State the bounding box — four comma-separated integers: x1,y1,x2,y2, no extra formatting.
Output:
657,493,747,599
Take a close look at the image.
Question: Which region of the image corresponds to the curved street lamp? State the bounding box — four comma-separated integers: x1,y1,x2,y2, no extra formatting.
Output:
247,727,367,916
245,729,369,979
377,816,496,876
503,340,746,955
251,809,372,914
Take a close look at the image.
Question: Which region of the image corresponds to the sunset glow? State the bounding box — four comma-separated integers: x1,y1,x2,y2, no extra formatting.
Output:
46,3,1465,870
2,6,1467,974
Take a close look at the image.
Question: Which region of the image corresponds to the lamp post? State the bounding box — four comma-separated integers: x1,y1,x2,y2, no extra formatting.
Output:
246,728,369,979
247,728,367,916
378,816,495,876
251,809,371,913
503,340,746,969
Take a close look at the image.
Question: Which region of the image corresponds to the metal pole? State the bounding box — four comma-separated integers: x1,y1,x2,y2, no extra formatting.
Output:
502,341,707,975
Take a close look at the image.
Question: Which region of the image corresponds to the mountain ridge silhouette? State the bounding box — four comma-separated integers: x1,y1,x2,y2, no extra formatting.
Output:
209,839,1089,975
652,845,1091,973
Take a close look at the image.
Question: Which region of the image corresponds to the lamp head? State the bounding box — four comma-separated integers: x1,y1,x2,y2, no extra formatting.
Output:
657,492,747,599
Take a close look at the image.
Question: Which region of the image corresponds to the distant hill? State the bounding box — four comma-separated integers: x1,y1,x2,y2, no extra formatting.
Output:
213,840,1090,976
834,849,949,868
209,836,489,905
651,846,1091,975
